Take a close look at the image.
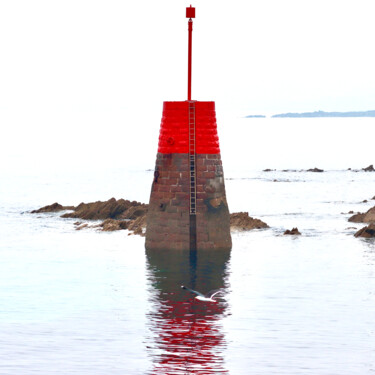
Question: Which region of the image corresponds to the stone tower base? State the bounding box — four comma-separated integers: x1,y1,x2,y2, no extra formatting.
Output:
146,153,231,251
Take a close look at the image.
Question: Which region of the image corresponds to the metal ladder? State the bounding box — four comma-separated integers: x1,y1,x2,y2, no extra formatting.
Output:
188,101,196,215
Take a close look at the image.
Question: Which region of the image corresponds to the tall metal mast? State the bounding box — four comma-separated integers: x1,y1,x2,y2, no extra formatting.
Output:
186,5,195,101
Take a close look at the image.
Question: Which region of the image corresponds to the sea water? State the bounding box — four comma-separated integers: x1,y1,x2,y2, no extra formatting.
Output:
1,117,374,374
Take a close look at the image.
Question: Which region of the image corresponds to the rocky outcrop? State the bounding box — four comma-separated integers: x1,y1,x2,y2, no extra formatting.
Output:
307,168,324,173
230,212,269,230
354,223,375,238
362,164,374,172
284,227,301,235
32,199,147,235
348,206,375,223
31,202,74,213
33,199,269,236
61,198,146,221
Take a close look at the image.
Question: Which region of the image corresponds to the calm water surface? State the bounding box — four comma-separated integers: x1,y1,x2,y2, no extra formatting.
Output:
1,117,375,374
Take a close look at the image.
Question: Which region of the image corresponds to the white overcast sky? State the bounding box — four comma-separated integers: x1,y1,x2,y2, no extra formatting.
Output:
1,0,374,171
1,0,374,115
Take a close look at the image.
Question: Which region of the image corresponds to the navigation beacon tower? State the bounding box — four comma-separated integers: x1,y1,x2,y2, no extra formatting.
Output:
145,6,231,251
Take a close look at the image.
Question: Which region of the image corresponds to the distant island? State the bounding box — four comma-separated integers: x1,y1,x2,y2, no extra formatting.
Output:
245,114,266,118
272,110,375,118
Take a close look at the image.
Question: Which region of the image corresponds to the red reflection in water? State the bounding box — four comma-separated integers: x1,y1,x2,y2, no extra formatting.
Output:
148,297,228,374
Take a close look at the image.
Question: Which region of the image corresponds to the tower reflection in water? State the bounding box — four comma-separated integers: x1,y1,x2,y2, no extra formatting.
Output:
145,249,231,374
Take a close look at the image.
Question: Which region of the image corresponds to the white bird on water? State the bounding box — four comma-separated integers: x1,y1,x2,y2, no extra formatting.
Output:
181,285,223,303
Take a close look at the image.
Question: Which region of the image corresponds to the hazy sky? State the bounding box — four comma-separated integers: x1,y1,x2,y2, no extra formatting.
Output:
1,0,374,115
1,0,374,171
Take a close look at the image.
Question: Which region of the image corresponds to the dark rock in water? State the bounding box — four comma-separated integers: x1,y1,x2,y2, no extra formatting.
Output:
348,206,375,223
31,202,75,213
362,164,374,172
307,167,324,173
230,212,269,230
61,198,146,220
229,212,267,230
284,227,301,235
372,195,375,200
354,223,375,238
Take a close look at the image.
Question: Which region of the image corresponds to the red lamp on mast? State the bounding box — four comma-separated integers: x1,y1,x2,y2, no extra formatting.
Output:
186,5,195,101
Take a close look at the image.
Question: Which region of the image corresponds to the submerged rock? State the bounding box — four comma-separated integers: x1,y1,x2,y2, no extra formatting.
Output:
354,223,375,238
283,227,301,235
230,212,269,230
75,223,89,230
348,206,375,223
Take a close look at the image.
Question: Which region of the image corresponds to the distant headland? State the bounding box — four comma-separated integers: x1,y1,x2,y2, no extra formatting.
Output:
245,110,375,118
273,110,375,118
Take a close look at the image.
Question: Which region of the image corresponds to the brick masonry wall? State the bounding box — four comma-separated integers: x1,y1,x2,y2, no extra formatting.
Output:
145,153,232,251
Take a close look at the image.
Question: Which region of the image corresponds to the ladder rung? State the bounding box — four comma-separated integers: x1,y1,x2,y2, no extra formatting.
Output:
189,102,196,215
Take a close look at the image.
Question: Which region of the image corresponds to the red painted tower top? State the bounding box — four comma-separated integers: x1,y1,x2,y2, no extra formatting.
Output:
157,101,220,154
186,6,195,101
